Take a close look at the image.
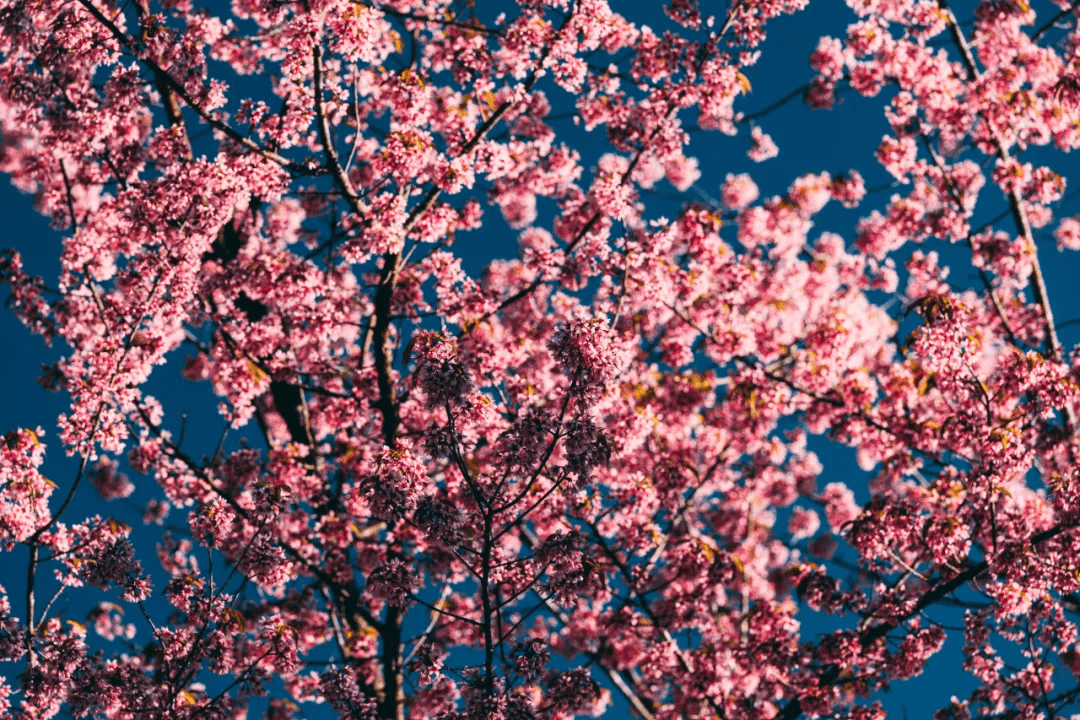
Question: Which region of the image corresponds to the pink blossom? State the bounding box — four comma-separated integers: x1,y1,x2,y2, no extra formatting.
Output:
368,559,420,608
1055,217,1080,251
877,135,918,181
497,190,538,228
788,507,821,542
747,126,779,162
0,0,1077,718
663,154,701,192
90,458,134,501
721,173,759,210
810,37,850,81
548,318,622,392
820,482,861,534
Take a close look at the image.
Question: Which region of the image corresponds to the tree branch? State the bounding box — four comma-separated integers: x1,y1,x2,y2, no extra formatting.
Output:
76,0,311,174
937,0,1075,433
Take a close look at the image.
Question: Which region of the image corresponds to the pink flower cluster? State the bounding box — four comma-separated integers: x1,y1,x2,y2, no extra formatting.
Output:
1,0,1080,717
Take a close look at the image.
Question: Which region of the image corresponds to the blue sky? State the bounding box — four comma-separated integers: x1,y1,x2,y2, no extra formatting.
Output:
3,0,1080,716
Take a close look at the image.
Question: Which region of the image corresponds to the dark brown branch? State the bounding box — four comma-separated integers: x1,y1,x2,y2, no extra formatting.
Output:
917,132,1022,350
776,521,1077,719
1032,0,1080,43
516,527,658,720
134,0,192,159
58,160,79,233
313,44,369,222
76,0,310,174
376,5,504,37
937,0,1075,434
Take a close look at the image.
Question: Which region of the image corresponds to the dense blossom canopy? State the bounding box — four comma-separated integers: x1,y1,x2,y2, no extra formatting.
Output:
3,0,1080,718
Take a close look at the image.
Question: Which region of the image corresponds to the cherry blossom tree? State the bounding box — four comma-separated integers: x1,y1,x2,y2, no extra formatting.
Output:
4,0,1080,717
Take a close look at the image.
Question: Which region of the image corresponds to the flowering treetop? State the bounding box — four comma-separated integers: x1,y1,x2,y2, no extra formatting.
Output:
2,0,1080,718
